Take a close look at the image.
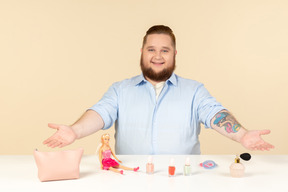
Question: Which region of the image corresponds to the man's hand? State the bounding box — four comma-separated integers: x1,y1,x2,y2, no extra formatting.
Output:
43,123,77,148
240,130,275,151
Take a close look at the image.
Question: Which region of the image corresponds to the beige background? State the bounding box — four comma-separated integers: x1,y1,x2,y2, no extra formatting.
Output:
0,0,287,155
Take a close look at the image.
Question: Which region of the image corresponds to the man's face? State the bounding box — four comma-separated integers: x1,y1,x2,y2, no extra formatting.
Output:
140,34,177,83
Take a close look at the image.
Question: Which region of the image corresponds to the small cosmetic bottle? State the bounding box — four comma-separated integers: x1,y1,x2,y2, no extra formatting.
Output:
230,156,245,177
146,156,154,174
183,157,191,176
168,158,176,177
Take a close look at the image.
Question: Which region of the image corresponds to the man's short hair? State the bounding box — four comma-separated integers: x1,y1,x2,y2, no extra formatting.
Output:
142,25,176,48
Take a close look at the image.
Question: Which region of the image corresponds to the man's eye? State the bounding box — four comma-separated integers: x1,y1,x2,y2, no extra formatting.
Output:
148,49,154,52
162,50,168,53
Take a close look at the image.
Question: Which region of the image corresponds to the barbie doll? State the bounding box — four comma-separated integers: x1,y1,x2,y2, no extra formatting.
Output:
98,133,139,174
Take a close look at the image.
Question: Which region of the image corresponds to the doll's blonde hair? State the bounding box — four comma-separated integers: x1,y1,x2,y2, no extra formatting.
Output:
95,133,111,156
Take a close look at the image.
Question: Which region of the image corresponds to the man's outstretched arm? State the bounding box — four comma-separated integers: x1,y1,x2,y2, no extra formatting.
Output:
210,110,274,151
43,110,104,148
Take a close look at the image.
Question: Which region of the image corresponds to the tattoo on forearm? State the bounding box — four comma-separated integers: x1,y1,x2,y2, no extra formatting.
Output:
213,112,241,133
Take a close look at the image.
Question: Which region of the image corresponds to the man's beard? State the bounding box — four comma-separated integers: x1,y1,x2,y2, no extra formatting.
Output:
140,54,176,82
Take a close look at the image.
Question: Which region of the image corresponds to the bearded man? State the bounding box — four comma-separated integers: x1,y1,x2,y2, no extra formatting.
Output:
43,25,274,154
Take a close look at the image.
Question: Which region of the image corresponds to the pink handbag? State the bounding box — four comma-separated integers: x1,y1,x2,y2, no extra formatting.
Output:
33,148,84,182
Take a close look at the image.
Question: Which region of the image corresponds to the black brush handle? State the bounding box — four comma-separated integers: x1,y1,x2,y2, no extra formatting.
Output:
240,153,251,161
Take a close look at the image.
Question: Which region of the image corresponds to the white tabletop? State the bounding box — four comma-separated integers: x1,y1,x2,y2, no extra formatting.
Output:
0,155,287,192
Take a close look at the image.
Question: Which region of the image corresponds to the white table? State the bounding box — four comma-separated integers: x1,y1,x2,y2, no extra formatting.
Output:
0,155,287,192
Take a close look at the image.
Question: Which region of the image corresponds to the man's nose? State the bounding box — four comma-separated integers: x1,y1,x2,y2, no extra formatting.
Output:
155,51,162,59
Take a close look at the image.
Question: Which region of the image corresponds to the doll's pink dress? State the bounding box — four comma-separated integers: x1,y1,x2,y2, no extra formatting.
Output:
102,149,119,170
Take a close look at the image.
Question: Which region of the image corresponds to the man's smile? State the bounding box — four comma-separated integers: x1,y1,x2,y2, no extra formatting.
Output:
151,61,165,65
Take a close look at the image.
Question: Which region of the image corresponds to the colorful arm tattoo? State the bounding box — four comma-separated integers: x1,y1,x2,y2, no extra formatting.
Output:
213,112,241,133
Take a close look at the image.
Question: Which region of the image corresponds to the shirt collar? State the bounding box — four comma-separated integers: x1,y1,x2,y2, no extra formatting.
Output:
133,74,147,86
167,73,177,86
133,73,178,86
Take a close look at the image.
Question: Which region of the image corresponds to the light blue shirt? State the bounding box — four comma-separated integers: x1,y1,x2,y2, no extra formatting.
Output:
90,73,225,155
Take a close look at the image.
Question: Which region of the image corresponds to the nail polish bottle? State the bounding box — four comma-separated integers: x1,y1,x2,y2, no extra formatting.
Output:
183,157,191,176
230,156,245,177
168,158,176,177
146,156,154,174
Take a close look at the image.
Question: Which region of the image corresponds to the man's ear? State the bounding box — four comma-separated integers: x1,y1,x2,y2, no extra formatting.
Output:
175,50,177,55
141,48,143,53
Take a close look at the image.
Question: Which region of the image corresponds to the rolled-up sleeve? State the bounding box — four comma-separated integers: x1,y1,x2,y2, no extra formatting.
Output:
195,84,226,128
89,83,119,130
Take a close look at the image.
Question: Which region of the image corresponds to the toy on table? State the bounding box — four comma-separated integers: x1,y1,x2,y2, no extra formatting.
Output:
200,160,217,169
98,133,139,175
230,153,251,177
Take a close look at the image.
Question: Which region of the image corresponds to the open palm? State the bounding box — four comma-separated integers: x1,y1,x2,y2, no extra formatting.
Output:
240,130,274,151
43,123,77,148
